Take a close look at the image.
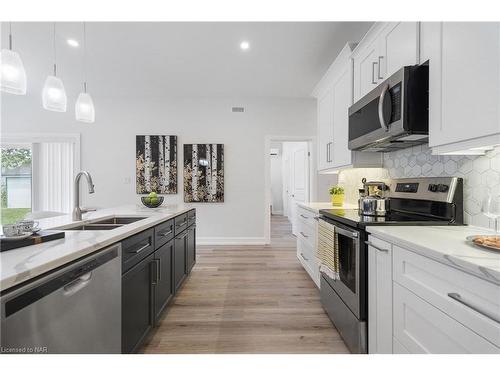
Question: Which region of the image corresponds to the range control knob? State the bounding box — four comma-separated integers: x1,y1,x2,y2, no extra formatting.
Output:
437,184,449,193
428,184,438,192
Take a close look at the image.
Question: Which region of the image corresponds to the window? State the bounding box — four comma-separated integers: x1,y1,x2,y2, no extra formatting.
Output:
1,145,32,224
1,134,80,225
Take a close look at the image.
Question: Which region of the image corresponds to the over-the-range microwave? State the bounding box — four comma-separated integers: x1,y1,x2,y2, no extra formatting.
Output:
348,65,429,152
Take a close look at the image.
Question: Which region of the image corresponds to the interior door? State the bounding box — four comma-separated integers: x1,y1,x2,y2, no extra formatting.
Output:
290,142,309,235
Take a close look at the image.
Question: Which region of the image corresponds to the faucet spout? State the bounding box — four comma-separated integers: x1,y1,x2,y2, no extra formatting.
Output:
73,171,95,221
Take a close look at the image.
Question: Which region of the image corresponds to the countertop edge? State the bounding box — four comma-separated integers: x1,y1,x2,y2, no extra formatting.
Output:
366,226,500,285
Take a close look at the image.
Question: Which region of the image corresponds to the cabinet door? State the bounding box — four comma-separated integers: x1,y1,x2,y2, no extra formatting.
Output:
427,22,500,149
173,232,187,292
154,240,173,322
122,254,155,353
367,238,393,354
378,22,419,80
331,67,352,168
186,225,196,273
317,85,334,171
353,42,379,101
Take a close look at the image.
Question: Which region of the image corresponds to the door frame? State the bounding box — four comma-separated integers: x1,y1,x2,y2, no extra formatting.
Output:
264,135,316,245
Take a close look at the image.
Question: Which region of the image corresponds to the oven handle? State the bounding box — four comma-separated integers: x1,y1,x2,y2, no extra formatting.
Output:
334,225,359,239
378,84,390,131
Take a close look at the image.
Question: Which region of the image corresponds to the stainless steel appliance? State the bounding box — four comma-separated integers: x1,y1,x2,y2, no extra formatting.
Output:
359,180,390,217
1,244,121,354
318,177,463,353
348,65,429,152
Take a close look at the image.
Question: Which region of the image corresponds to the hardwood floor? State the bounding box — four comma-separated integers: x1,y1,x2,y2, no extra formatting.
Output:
141,215,349,354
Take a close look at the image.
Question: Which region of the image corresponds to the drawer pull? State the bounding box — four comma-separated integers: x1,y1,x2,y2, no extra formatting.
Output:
131,242,150,254
300,231,309,238
300,253,309,261
177,221,187,228
365,241,389,253
158,229,173,237
447,293,500,324
300,214,309,219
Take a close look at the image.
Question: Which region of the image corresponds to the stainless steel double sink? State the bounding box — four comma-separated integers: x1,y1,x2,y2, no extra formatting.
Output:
63,216,147,231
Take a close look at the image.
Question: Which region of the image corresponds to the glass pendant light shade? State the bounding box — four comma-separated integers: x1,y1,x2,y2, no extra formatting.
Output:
42,75,67,112
0,48,27,95
75,92,95,123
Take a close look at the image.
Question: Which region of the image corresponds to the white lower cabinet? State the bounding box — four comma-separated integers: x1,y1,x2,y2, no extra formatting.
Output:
367,237,393,354
296,206,320,287
367,234,500,354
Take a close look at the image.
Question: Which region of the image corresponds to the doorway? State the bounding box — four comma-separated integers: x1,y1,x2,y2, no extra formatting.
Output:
265,136,315,243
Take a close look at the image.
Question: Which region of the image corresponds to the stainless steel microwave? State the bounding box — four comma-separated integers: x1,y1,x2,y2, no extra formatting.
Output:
348,65,429,152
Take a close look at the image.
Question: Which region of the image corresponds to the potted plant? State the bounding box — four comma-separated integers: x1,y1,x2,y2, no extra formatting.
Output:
329,185,345,207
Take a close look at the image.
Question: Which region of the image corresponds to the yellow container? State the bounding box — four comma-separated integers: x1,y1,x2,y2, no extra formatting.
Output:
331,194,344,207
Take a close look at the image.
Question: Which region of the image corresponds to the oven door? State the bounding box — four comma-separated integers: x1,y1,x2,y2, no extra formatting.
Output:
331,224,362,318
348,67,406,151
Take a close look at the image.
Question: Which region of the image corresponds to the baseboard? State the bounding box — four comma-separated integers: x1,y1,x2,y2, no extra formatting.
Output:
271,210,284,215
197,237,267,245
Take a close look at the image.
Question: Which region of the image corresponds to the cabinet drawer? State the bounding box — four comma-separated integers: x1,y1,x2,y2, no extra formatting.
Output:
174,213,188,235
187,209,196,227
122,229,155,273
393,246,500,347
154,219,174,249
297,206,318,228
393,282,499,353
297,237,319,284
297,219,316,249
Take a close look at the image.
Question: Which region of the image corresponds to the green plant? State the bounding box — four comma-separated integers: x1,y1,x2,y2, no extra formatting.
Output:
329,185,344,196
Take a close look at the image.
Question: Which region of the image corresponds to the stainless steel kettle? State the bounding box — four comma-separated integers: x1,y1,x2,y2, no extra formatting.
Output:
359,179,390,217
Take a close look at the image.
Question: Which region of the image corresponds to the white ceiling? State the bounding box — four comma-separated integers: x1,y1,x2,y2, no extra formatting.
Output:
1,22,372,98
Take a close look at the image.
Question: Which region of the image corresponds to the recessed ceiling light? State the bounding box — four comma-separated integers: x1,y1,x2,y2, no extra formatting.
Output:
67,39,79,48
240,41,250,50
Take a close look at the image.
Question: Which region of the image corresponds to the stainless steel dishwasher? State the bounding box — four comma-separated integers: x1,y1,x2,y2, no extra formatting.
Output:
0,244,121,354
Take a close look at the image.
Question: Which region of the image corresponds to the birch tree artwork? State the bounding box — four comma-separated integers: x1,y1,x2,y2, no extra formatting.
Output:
184,144,224,203
136,135,177,194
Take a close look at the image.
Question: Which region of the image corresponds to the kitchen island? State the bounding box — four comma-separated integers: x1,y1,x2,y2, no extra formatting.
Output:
0,204,193,292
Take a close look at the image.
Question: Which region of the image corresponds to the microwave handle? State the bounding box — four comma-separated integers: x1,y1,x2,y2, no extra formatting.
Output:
378,84,390,131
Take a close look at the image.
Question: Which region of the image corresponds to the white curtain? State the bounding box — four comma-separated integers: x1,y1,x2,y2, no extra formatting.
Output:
32,142,74,213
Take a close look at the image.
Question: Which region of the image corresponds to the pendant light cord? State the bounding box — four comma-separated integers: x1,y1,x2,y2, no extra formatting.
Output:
83,22,87,93
8,22,13,50
53,22,57,76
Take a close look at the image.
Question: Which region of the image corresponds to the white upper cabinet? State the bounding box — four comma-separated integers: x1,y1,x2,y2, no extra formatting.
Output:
313,43,382,172
352,22,419,102
378,22,419,79
317,84,335,171
421,22,500,154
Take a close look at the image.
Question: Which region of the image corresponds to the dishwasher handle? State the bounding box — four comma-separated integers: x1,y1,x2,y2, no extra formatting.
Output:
63,272,93,296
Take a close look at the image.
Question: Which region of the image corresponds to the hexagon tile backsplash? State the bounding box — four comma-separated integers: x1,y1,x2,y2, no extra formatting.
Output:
383,144,500,228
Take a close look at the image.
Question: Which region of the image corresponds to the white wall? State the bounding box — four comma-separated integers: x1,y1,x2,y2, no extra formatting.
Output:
1,95,316,242
270,142,283,215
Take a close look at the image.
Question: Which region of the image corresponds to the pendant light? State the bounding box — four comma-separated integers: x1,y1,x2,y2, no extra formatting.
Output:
42,22,67,112
75,22,95,123
0,22,27,95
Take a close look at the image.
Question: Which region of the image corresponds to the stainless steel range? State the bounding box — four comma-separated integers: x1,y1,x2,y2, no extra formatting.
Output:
318,177,464,353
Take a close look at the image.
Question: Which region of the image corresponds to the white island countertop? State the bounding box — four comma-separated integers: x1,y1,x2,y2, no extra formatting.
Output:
367,225,500,284
0,204,192,292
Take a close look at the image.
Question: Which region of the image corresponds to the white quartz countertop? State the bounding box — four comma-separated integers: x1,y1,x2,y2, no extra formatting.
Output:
0,204,192,292
296,202,357,213
367,225,500,284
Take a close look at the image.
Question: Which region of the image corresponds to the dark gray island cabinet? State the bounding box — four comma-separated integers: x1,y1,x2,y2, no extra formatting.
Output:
121,209,196,353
